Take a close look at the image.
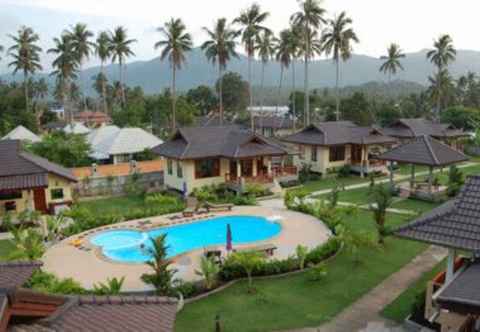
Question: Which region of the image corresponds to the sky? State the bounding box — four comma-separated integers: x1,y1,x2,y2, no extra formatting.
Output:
1,0,479,73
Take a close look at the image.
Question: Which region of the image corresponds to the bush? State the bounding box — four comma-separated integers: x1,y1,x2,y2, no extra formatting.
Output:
298,164,322,183
26,270,86,295
447,165,464,197
307,263,327,282
337,165,352,178
193,184,257,206
172,279,202,298
244,183,270,197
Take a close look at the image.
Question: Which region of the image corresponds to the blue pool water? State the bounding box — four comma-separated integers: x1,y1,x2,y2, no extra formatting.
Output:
90,215,281,263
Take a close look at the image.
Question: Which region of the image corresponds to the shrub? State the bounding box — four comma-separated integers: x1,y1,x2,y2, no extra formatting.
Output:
447,165,464,197
307,263,327,282
93,277,125,295
244,183,270,197
172,280,201,298
298,164,322,183
337,165,352,178
26,270,86,295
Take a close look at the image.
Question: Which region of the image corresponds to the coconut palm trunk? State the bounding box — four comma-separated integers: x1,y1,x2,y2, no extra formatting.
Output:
277,66,284,115
119,59,126,107
171,65,177,132
101,62,108,114
335,58,340,121
292,61,296,130
436,67,442,122
304,51,309,127
218,62,224,125
248,52,254,130
23,70,29,112
259,61,266,132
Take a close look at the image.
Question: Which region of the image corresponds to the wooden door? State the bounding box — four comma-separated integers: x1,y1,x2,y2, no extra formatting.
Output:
229,161,237,181
351,145,362,163
33,188,48,214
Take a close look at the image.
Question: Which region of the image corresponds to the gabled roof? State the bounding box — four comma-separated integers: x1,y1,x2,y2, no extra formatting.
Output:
194,114,234,127
63,122,90,135
87,127,163,159
153,126,288,160
376,135,468,166
254,116,294,130
2,126,41,143
395,176,480,251
0,140,77,190
381,118,467,139
282,121,396,146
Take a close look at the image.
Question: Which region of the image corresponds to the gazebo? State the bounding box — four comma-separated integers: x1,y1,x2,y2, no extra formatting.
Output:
375,135,468,200
394,176,480,331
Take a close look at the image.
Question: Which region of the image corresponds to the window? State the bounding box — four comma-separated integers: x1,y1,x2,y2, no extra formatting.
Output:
177,162,183,178
51,188,64,200
329,146,346,162
167,159,173,175
195,159,220,179
311,146,317,162
299,145,305,160
0,190,22,200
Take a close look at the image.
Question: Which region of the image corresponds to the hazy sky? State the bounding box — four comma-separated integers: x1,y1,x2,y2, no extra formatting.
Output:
1,0,479,73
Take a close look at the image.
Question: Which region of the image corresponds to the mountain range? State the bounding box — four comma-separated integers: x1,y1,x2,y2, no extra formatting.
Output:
2,48,480,96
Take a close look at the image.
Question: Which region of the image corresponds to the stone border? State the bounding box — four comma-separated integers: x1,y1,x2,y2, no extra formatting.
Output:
183,241,343,305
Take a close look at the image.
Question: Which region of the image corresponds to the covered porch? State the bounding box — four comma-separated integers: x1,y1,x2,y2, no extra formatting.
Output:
349,144,390,177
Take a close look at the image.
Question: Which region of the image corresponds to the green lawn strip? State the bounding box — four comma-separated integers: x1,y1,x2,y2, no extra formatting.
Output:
0,239,15,260
390,199,441,214
313,187,372,205
175,211,426,332
301,176,371,193
76,195,148,216
381,261,445,323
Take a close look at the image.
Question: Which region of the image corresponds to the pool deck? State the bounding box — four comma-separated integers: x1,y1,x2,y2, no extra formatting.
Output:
42,206,331,292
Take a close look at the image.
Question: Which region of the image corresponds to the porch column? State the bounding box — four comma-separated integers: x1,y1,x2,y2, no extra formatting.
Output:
360,146,365,178
410,164,415,190
267,158,272,177
236,161,242,178
446,248,456,283
389,161,395,189
252,158,258,177
428,166,433,195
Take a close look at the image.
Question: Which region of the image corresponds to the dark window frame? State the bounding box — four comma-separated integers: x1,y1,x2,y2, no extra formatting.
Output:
329,146,346,162
50,188,64,200
311,146,317,162
167,159,173,175
0,190,22,201
195,159,220,179
177,161,183,178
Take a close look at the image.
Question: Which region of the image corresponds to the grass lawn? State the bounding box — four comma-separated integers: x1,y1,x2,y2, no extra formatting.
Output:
313,187,372,205
301,176,372,194
175,211,427,332
381,261,445,323
76,195,148,216
0,239,15,260
391,199,441,214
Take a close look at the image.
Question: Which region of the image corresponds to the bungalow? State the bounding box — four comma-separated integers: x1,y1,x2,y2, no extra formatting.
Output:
0,140,77,216
253,116,295,138
381,118,468,149
152,126,296,195
282,121,397,177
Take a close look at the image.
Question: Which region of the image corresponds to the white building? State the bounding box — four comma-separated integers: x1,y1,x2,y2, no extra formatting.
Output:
63,122,91,135
2,126,41,143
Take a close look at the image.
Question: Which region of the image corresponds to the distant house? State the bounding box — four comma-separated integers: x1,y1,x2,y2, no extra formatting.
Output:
247,106,290,117
0,140,77,216
74,111,112,128
152,126,297,195
381,118,468,149
63,122,91,135
51,107,65,120
87,126,163,164
2,125,41,143
194,114,234,127
282,121,397,177
253,116,295,137
44,121,67,133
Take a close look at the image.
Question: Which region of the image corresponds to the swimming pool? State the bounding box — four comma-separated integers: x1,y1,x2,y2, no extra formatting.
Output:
90,215,282,263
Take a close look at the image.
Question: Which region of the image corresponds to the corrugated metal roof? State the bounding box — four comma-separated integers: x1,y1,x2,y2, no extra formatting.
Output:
2,126,41,143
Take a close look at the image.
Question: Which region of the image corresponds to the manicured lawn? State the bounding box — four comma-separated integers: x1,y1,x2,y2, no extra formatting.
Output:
76,195,149,216
175,211,426,332
391,199,441,214
313,187,372,205
0,239,15,260
302,176,372,193
381,261,445,323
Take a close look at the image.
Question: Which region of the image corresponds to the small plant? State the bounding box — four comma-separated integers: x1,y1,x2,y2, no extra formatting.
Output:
93,276,125,295
447,165,464,197
45,215,65,242
9,227,45,260
327,182,344,209
17,210,41,226
335,223,377,264
26,270,85,294
307,263,327,282
295,245,309,270
195,256,220,290
337,165,351,178
230,251,265,292
369,184,394,245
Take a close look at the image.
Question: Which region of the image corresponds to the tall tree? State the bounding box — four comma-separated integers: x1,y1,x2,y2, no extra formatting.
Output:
275,30,293,119
109,26,136,108
201,18,239,125
379,43,405,83
67,23,94,110
155,18,193,132
321,11,359,121
288,25,302,130
234,3,271,128
95,31,112,114
426,34,456,120
255,30,277,114
48,34,78,124
428,69,455,111
8,26,43,113
291,0,327,126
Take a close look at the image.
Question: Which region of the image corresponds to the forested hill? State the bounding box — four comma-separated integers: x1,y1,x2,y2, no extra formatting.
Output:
3,48,480,95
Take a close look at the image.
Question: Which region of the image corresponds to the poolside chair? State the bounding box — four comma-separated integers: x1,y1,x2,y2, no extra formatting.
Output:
205,201,234,213
182,197,199,217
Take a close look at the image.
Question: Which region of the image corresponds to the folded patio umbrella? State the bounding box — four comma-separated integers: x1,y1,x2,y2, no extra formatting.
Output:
226,224,233,252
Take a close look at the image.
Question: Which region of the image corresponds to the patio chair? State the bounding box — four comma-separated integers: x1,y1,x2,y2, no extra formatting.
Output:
205,201,234,213
183,197,200,217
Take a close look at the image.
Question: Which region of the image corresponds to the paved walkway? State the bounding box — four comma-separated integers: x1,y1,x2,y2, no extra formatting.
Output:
282,245,447,332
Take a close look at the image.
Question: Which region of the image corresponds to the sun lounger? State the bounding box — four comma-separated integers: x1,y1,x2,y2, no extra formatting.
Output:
235,243,277,257
205,202,234,212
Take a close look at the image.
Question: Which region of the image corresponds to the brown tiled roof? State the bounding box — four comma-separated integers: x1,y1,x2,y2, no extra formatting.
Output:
43,295,177,332
254,116,294,130
0,140,77,190
0,261,43,290
282,121,396,146
436,259,480,314
375,135,468,166
394,176,480,251
153,126,288,160
381,118,467,139
194,114,234,127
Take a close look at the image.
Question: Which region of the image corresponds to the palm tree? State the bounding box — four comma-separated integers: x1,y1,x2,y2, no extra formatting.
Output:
322,11,359,121
369,184,393,245
201,18,239,125
288,25,302,130
67,23,94,110
155,18,193,132
291,0,327,126
379,43,405,83
276,30,293,120
234,3,271,125
48,34,78,124
255,30,277,126
195,256,220,290
426,34,456,120
428,69,455,111
109,26,136,107
95,31,112,114
8,26,43,113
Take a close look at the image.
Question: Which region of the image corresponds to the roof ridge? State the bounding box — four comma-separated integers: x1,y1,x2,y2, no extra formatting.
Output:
422,135,440,165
